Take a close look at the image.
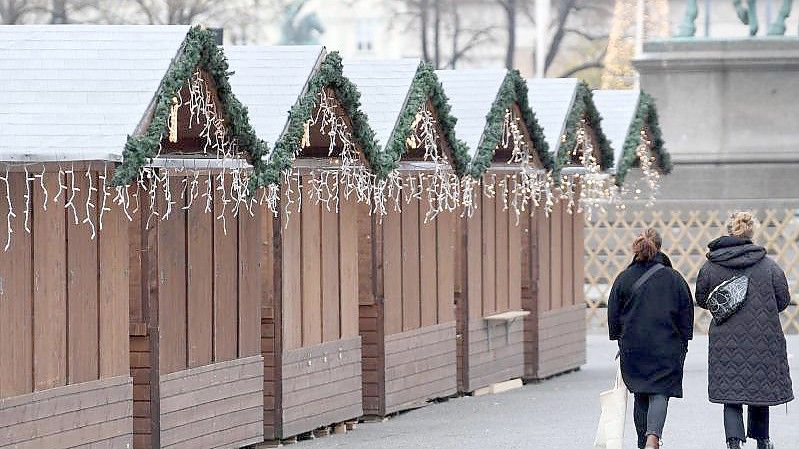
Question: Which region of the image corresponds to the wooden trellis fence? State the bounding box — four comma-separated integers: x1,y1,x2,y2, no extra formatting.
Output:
584,208,799,333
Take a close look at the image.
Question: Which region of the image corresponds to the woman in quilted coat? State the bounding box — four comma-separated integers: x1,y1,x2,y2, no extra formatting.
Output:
696,212,793,449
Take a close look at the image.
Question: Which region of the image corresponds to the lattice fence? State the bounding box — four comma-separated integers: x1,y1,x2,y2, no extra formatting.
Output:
584,209,799,333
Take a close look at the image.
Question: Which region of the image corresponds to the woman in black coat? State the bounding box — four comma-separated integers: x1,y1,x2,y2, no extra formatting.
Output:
696,212,793,449
608,228,694,449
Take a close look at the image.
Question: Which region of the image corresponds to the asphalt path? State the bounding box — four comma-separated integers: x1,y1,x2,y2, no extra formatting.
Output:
296,335,799,449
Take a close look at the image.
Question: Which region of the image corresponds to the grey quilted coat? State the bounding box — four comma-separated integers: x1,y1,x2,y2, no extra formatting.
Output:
696,236,793,406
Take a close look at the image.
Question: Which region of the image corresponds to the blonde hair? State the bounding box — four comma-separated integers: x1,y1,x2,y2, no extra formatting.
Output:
633,228,662,262
727,211,757,239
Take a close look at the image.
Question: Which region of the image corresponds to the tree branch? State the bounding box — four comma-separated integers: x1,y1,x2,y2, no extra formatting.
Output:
564,27,609,41
545,0,578,73
558,60,603,78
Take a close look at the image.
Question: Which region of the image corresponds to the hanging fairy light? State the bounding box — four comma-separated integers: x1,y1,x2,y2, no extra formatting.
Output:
499,107,553,221
611,128,661,208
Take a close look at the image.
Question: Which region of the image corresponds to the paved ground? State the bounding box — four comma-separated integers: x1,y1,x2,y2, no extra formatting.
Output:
297,335,799,449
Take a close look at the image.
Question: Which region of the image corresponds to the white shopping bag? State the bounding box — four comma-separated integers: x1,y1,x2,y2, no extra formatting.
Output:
594,360,628,449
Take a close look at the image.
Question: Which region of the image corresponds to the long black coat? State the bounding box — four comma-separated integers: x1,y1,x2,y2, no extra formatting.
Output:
608,252,694,398
696,236,793,406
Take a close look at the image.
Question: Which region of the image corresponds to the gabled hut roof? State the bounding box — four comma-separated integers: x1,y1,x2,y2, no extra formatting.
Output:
436,69,552,177
344,59,470,177
592,89,671,184
227,45,379,186
527,78,613,172
0,25,191,163
0,25,269,187
227,45,324,148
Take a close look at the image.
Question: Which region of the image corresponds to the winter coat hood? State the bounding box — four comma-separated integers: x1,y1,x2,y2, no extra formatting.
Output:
706,236,766,269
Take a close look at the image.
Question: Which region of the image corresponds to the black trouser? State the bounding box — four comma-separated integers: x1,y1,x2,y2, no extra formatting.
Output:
724,403,769,442
633,393,669,448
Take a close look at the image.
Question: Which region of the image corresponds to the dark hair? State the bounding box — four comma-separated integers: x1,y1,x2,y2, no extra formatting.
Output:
632,228,662,262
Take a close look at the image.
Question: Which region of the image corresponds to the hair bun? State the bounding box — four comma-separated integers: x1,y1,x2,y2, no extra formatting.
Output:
727,211,757,239
632,228,662,262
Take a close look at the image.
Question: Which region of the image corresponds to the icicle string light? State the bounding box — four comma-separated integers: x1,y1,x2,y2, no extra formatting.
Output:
1,169,14,252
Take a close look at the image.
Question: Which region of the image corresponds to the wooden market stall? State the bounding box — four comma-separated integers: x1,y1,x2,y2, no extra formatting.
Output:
0,25,139,449
227,46,377,440
525,78,613,380
592,89,672,188
436,69,554,393
121,27,267,449
344,60,470,416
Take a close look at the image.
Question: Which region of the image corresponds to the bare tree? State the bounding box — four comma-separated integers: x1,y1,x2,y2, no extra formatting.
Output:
522,0,613,78
496,0,518,69
446,4,496,68
126,0,217,24
0,0,42,24
393,0,497,69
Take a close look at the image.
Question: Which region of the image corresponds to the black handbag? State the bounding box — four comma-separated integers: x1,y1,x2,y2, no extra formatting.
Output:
706,266,754,325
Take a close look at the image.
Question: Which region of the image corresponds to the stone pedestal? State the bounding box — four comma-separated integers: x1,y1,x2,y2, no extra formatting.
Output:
633,39,799,209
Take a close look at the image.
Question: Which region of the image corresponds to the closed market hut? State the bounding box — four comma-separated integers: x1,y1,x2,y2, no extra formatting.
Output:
227,46,376,440
526,78,613,380
344,59,469,417
592,89,671,193
0,25,137,449
435,69,553,393
122,27,267,449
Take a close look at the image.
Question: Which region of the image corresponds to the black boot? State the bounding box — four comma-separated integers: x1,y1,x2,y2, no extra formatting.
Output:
727,439,743,449
757,440,775,449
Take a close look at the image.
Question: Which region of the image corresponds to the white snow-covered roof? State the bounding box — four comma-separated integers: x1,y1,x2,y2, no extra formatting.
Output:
592,89,640,170
526,78,579,156
226,45,324,147
0,25,191,162
435,69,507,157
343,59,420,151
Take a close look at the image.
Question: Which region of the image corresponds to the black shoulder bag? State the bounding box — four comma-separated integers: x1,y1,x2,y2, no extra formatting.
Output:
706,265,755,325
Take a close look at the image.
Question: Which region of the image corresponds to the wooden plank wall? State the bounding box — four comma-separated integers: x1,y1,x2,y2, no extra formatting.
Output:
261,177,362,438
280,176,360,351
380,193,456,335
383,323,456,414
359,177,457,416
458,176,525,392
464,183,524,319
135,174,263,375
158,356,263,449
0,376,133,449
0,165,130,400
131,174,264,448
280,337,362,438
522,199,587,380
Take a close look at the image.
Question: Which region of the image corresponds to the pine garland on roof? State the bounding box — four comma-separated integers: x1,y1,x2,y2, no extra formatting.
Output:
557,80,613,173
469,70,553,178
383,62,471,177
249,51,380,187
112,25,268,186
614,91,671,185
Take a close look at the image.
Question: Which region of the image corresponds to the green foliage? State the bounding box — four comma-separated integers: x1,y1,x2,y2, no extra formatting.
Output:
469,70,553,178
113,26,268,186
614,91,672,186
383,62,471,177
556,81,613,174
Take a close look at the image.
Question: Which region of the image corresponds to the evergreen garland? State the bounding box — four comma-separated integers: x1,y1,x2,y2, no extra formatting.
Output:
614,91,672,185
557,81,613,174
383,62,471,177
469,70,553,178
249,51,380,187
112,26,268,186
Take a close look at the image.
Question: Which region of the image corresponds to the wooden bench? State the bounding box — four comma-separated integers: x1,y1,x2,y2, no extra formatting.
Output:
483,310,530,349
